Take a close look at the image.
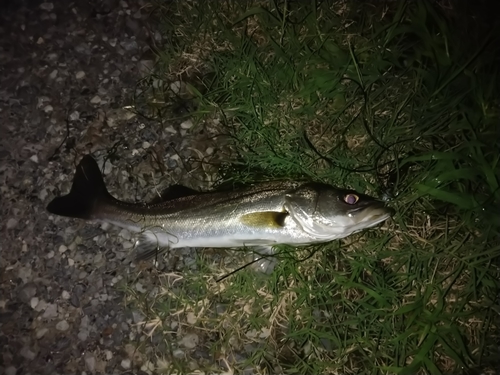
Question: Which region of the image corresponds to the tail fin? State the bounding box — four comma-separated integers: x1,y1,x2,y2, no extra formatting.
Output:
47,155,112,219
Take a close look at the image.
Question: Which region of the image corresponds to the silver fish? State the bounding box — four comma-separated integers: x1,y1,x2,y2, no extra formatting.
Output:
47,155,394,272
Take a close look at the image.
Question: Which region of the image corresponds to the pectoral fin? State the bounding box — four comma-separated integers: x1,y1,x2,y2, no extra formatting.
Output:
240,211,288,229
247,245,278,274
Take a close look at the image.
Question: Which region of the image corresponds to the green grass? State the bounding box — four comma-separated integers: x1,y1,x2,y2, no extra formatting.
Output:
127,1,500,374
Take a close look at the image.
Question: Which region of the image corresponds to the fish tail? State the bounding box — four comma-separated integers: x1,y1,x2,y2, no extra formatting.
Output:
47,155,112,219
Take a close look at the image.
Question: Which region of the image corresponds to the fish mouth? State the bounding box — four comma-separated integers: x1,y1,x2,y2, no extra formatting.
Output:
354,206,395,229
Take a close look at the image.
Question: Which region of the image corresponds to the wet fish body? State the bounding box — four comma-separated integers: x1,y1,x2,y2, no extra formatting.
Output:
47,156,394,268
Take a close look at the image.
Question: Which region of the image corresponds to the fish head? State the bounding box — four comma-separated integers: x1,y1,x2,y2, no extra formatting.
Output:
285,183,394,240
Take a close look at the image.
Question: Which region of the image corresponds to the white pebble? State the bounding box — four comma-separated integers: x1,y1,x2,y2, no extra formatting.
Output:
179,333,199,349
180,119,193,129
69,111,80,121
172,349,184,358
121,359,131,369
61,290,70,300
170,81,182,94
36,328,48,339
46,250,54,259
30,297,39,309
67,258,75,267
164,125,176,134
58,245,68,253
186,312,197,325
38,188,48,201
56,320,70,331
85,354,96,372
122,241,134,250
43,105,53,113
119,229,131,241
135,282,146,293
75,71,85,79
90,95,101,104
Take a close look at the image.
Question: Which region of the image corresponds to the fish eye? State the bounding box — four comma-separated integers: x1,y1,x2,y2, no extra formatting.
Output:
344,194,359,205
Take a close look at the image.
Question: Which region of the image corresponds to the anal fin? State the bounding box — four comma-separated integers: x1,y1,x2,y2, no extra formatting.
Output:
133,232,168,261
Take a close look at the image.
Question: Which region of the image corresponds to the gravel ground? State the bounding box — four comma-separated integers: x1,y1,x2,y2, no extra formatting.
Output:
0,1,225,374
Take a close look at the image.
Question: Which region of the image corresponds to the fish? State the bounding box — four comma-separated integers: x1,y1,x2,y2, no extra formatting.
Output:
47,155,394,272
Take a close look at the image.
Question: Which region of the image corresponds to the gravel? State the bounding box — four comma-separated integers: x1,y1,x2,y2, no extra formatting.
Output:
0,0,226,373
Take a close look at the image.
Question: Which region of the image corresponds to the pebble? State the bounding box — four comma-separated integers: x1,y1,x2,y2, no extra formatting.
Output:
84,353,96,372
69,111,80,121
5,366,17,375
122,241,134,249
40,2,54,11
61,290,70,299
135,282,146,293
105,350,113,360
18,267,32,284
131,310,144,324
19,283,37,304
41,303,57,319
58,244,68,254
6,218,18,229
49,69,58,79
173,348,184,358
93,253,103,264
170,81,182,94
34,299,47,312
78,329,89,341
30,297,39,309
121,359,131,369
20,346,36,360
180,119,193,129
75,71,85,79
36,328,48,339
164,125,176,134
46,250,54,259
186,312,197,325
43,105,53,113
30,154,39,163
38,188,48,201
103,160,113,175
179,333,199,349
90,95,101,104
56,320,70,331
119,229,131,240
